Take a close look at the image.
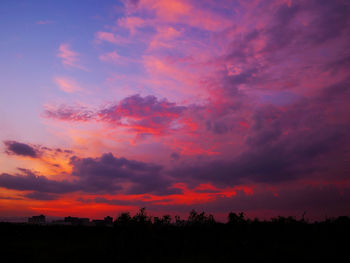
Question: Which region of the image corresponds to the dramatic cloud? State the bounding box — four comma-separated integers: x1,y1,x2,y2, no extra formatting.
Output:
171,79,350,187
1,0,350,219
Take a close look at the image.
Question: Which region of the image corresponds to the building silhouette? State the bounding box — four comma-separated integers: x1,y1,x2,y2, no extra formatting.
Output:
28,215,45,223
92,216,114,226
64,216,90,225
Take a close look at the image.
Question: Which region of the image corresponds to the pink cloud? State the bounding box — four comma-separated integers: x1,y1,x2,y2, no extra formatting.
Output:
118,16,147,34
149,26,183,49
134,0,232,31
54,77,82,93
57,43,86,70
99,51,121,63
142,55,201,97
44,94,188,137
95,31,127,44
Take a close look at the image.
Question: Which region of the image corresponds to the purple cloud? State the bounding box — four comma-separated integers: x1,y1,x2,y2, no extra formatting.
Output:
170,78,350,187
4,141,39,158
0,171,78,194
71,153,180,195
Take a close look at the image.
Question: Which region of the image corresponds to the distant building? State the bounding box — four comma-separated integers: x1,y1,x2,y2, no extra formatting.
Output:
64,216,90,225
28,215,45,223
92,216,114,226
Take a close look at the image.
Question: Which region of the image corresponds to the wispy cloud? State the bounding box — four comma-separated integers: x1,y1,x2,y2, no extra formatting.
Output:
95,31,129,45
57,43,87,70
99,51,121,63
36,20,53,25
54,76,82,93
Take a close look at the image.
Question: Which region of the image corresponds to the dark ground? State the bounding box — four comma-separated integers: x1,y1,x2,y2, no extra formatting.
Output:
1,211,349,262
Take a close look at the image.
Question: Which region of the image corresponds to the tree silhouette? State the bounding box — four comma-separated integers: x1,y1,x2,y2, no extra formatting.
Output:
115,212,131,226
132,207,151,224
188,209,215,225
228,212,245,224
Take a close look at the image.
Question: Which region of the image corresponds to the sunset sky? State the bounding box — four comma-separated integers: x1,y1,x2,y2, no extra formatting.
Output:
1,0,350,221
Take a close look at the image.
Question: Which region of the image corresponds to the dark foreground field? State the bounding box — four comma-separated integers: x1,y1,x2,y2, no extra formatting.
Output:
1,212,350,262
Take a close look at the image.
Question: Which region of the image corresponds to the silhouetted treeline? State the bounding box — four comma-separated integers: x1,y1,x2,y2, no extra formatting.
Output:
1,208,350,262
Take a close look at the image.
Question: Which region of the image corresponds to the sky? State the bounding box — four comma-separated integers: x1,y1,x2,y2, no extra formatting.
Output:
0,0,350,221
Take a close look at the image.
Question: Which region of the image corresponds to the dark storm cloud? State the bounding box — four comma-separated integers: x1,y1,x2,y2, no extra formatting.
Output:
4,141,39,158
0,172,78,193
71,153,179,195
